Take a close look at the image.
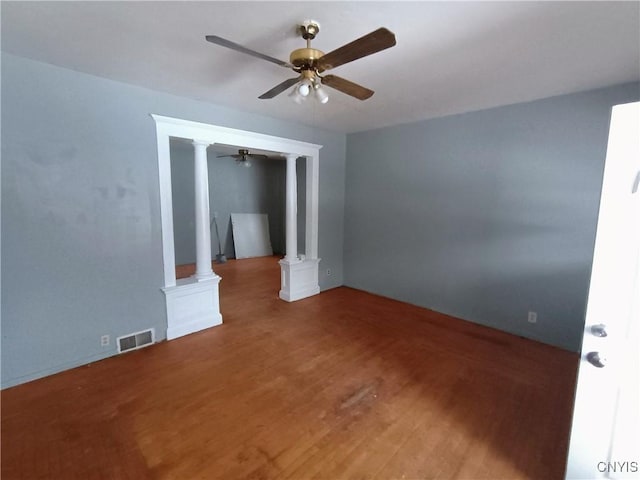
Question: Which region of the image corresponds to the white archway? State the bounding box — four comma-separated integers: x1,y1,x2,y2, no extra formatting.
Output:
152,114,322,340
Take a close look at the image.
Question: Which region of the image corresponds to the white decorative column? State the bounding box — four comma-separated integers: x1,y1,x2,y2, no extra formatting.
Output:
193,139,215,280
279,154,320,302
161,138,222,340
284,153,299,263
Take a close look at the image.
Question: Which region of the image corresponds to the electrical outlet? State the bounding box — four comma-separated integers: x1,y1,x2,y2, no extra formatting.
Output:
327,268,331,276
527,311,537,324
101,334,110,346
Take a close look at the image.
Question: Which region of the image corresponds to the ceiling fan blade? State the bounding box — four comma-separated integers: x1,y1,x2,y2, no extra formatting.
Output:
321,75,374,100
258,77,301,99
205,35,293,69
247,154,269,160
217,154,241,159
317,27,396,71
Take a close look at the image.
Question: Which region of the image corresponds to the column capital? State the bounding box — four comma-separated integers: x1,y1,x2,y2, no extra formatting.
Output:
284,153,299,161
192,139,212,148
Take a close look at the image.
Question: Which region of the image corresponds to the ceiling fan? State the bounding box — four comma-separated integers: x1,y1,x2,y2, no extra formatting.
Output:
205,21,396,102
217,148,269,167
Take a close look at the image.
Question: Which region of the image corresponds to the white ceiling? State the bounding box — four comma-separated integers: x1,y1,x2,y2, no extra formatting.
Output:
2,1,638,133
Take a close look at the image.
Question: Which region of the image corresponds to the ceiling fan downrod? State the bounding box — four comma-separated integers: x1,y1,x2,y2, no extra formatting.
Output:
290,21,324,72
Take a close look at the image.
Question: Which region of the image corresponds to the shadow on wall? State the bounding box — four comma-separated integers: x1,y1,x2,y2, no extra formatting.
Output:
223,216,234,259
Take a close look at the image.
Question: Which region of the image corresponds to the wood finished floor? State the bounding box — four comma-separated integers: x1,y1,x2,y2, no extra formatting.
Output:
2,257,579,479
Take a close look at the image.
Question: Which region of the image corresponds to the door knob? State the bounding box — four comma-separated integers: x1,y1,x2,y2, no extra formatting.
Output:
590,324,607,337
586,351,607,368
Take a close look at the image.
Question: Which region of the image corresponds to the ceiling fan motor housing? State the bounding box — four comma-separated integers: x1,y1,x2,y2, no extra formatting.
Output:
290,47,324,69
291,21,324,70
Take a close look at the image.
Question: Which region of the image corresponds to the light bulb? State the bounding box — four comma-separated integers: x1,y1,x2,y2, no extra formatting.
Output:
243,159,252,168
298,82,310,97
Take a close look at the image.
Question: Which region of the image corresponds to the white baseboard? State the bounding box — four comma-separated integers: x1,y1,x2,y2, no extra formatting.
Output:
166,314,223,340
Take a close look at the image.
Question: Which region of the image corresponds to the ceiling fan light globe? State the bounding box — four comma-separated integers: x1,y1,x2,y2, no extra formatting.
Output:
315,85,329,104
293,93,306,104
288,87,306,104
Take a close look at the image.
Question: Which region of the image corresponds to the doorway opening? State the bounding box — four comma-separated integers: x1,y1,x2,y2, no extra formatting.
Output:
169,140,306,270
152,115,322,340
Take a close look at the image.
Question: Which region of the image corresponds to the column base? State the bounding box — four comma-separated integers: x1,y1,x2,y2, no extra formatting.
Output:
163,276,223,340
193,271,216,282
279,258,321,302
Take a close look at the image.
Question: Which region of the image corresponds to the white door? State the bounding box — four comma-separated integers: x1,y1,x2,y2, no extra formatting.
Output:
566,102,640,479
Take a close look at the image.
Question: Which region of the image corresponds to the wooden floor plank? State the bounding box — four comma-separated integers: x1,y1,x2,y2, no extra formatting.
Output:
1,256,579,479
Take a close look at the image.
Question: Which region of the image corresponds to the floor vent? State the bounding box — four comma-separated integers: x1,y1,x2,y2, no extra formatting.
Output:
117,328,155,353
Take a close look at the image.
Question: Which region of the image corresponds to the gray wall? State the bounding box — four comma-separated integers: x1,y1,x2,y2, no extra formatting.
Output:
344,82,639,352
4,50,634,390
1,53,346,388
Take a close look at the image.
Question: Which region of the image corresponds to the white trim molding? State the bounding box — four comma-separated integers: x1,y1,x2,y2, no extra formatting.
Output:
152,115,323,339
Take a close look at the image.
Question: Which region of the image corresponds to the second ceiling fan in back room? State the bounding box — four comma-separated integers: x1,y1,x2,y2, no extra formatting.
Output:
205,21,396,104
217,149,269,168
